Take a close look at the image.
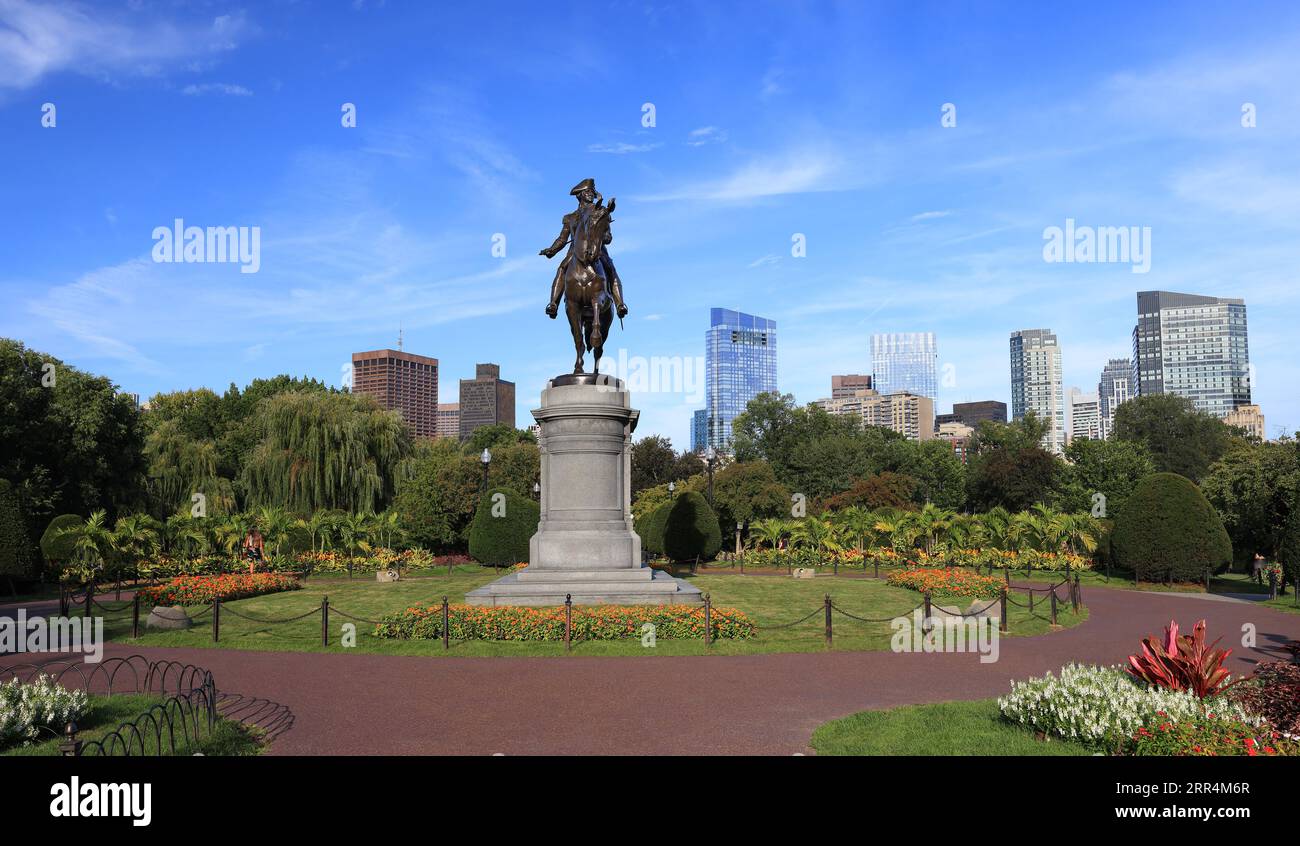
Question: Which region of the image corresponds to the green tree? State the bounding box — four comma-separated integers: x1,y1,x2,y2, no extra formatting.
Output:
241,392,412,513
40,514,84,573
1112,394,1236,482
1111,473,1232,582
1201,440,1300,563
0,339,147,531
463,424,536,454
821,471,918,512
1055,437,1156,518
392,439,481,551
635,502,672,557
468,487,539,565
966,447,1059,512
711,461,790,531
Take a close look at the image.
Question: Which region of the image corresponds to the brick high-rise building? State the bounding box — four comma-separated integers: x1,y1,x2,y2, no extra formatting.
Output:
459,363,515,439
350,349,439,438
831,374,873,398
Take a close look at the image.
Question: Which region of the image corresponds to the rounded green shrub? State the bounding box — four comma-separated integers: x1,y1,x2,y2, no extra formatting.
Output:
637,502,671,556
40,513,83,565
1111,472,1231,582
1278,499,1300,589
662,491,721,563
468,487,539,566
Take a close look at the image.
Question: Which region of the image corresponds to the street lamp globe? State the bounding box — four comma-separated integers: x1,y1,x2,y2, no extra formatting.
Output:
480,448,492,465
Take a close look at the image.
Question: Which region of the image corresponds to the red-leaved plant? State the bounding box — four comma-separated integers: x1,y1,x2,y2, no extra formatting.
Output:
1126,619,1240,699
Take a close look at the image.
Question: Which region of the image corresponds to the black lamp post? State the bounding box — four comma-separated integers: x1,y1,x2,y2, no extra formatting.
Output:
735,520,743,555
533,480,540,501
479,448,491,495
705,446,716,505
667,480,675,498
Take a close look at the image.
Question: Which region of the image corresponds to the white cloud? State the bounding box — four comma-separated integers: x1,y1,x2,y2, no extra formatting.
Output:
587,141,661,154
182,82,252,97
637,147,852,203
0,1,253,90
686,126,726,146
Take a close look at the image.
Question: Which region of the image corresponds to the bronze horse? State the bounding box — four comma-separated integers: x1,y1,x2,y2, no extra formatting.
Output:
560,198,616,374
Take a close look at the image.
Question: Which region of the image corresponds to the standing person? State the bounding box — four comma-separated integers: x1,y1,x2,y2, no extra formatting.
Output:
1252,552,1266,583
244,527,265,574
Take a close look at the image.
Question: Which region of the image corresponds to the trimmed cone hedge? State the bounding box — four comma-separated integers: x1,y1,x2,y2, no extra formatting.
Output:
374,603,756,641
468,487,539,566
636,502,671,556
663,491,721,562
1111,472,1232,582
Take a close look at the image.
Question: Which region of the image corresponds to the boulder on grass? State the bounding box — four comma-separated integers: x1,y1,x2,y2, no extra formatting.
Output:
376,569,399,583
146,605,192,630
793,567,816,579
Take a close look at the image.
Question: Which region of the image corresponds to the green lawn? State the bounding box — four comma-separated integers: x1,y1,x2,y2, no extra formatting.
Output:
810,699,1094,756
1,694,263,757
99,568,1087,657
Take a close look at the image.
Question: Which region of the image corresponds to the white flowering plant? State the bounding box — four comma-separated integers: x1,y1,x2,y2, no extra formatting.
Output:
998,663,1257,750
0,675,89,748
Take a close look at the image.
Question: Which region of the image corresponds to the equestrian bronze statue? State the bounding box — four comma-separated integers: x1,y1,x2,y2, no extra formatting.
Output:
541,178,628,375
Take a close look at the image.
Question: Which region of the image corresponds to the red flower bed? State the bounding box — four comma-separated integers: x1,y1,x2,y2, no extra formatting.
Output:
886,567,1003,598
137,573,301,606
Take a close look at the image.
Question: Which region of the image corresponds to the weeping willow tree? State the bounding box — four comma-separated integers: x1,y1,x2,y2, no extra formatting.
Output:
144,418,238,517
241,392,412,514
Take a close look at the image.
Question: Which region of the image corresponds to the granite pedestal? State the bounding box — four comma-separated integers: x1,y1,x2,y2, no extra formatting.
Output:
465,375,701,607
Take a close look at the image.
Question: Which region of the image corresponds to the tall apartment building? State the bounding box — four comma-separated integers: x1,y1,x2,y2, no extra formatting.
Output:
935,400,1007,430
1069,388,1102,443
815,388,935,442
435,403,460,439
1131,291,1250,418
871,332,938,399
458,363,515,439
351,349,439,438
701,308,778,452
1009,329,1066,454
831,374,873,398
935,420,975,463
1097,358,1133,440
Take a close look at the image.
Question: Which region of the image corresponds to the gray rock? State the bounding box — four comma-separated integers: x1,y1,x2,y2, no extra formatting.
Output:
146,605,192,630
966,598,1002,619
376,569,400,583
793,567,816,579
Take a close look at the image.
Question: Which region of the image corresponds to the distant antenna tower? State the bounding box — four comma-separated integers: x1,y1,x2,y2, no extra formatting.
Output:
398,323,404,352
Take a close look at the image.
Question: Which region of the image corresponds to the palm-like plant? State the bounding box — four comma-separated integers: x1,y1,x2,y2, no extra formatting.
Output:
335,513,373,567
111,513,160,575
790,517,842,558
369,509,405,550
749,517,789,551
255,506,295,558
834,506,879,553
54,511,116,584
164,514,207,560
1060,512,1100,556
912,504,955,555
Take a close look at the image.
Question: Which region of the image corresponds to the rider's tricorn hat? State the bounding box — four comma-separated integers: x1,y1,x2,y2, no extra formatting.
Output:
569,177,597,196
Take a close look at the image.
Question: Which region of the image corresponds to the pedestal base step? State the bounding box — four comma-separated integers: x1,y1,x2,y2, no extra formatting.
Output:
465,569,702,607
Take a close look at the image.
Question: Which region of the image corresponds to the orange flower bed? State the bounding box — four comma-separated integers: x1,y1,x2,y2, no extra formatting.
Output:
374,602,755,641
886,567,1003,598
137,573,301,606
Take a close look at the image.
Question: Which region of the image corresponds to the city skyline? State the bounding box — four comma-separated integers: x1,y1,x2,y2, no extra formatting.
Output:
3,2,1298,447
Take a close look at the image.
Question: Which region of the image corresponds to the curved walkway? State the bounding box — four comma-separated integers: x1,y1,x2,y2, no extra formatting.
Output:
3,585,1298,755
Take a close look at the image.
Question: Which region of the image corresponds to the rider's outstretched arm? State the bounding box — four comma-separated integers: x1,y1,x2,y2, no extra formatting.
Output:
541,223,570,257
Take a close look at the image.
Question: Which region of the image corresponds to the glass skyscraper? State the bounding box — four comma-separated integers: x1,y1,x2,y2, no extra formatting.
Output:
690,408,708,453
702,308,777,452
871,332,938,399
1009,328,1066,454
1131,291,1250,418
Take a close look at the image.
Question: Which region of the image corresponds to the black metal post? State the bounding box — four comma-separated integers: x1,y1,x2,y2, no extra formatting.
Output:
442,596,450,650
1205,568,1210,592
824,594,832,647
999,590,1008,632
131,593,140,638
1073,574,1081,612
1028,590,1034,613
923,592,932,633
321,596,329,647
1003,566,1010,585
59,722,82,757
83,582,93,619
564,593,572,652
1050,589,1058,625
212,598,220,642
704,593,712,647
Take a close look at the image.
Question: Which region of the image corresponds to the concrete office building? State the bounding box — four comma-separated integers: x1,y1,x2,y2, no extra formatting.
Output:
459,363,515,439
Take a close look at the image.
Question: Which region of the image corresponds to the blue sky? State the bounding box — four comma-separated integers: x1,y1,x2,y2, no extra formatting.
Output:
2,0,1298,447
